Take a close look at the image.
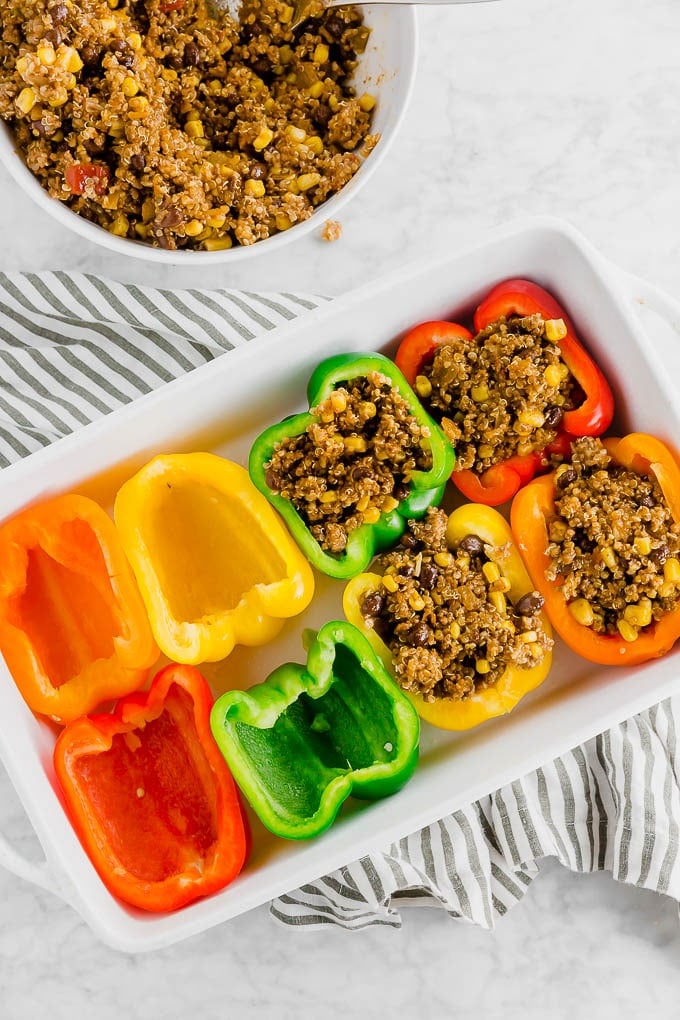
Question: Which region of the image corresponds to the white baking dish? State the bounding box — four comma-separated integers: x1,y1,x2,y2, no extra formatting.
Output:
1,216,680,952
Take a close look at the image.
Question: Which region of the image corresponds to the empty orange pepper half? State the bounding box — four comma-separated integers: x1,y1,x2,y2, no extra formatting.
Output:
0,494,158,724
114,453,315,664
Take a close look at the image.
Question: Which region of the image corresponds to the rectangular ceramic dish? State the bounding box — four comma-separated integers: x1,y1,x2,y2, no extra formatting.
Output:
1,217,680,952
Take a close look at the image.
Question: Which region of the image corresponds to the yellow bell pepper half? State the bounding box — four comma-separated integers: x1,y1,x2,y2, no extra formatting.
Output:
114,453,315,664
343,504,553,730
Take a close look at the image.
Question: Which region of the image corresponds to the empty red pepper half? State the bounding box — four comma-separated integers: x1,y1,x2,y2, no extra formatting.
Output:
53,663,248,913
395,279,614,506
0,494,158,724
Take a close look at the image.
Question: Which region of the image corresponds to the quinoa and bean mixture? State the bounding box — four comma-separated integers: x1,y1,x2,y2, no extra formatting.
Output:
0,0,376,249
264,372,433,555
360,508,552,702
416,314,576,474
546,437,680,641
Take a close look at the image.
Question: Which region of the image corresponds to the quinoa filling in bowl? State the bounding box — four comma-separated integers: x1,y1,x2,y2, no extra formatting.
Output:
359,508,552,702
264,371,434,554
546,437,680,639
0,0,377,250
417,314,575,473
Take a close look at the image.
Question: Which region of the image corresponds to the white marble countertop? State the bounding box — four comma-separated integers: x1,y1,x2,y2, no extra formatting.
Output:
1,0,680,1014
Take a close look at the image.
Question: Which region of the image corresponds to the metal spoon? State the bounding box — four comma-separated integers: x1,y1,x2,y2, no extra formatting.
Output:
290,0,499,29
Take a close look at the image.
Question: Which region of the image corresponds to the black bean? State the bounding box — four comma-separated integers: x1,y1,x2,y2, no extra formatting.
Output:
251,57,270,77
313,103,332,129
459,534,484,557
650,544,669,567
556,466,577,489
120,54,135,69
361,591,385,618
543,406,564,429
400,532,418,550
640,494,655,508
249,163,267,181
515,591,544,616
420,562,438,590
184,41,200,67
398,562,415,578
393,482,410,502
325,16,345,38
83,137,104,156
51,3,68,22
81,45,100,68
408,622,430,647
44,27,62,47
166,53,183,70
129,153,145,172
110,39,128,54
264,467,282,491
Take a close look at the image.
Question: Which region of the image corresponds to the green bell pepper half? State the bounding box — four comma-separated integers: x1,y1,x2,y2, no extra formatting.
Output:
248,352,456,579
209,620,420,841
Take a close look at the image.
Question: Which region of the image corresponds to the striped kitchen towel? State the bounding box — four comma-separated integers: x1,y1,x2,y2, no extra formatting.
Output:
1,270,679,930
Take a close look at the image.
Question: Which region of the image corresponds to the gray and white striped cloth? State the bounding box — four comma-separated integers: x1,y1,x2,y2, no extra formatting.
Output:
1,271,679,930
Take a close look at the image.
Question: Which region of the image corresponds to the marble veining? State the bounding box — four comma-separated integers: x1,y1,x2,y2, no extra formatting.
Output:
1,0,680,1014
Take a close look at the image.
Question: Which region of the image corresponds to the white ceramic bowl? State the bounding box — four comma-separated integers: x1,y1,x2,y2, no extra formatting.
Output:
0,7,418,264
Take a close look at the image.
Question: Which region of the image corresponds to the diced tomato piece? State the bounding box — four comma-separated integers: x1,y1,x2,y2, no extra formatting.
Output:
159,0,185,11
64,163,110,197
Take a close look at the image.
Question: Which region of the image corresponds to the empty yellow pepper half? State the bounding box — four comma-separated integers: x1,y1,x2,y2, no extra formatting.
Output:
114,453,315,664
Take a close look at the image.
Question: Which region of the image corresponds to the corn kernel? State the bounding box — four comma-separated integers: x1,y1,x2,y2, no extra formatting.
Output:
64,72,77,90
37,44,56,66
382,496,399,514
449,621,461,640
121,76,139,97
434,552,453,568
471,385,489,402
319,490,338,504
297,172,321,192
477,443,494,460
313,43,329,64
209,78,222,94
48,86,69,107
497,577,512,593
363,506,382,525
253,126,274,151
623,599,652,629
544,363,566,388
358,93,376,112
328,94,339,111
128,95,148,118
415,374,432,399
617,618,639,643
408,592,425,612
490,591,506,614
634,536,652,557
162,68,178,82
382,574,398,593
475,659,491,675
206,210,227,229
134,223,148,239
664,557,680,583
184,219,204,237
569,598,594,627
141,198,155,222
519,630,538,643
306,135,324,155
482,561,501,584
99,17,118,32
109,214,129,237
356,494,371,513
518,409,546,428
185,119,204,138
15,56,30,78
660,581,676,599
126,33,143,50
285,124,307,143
15,87,36,115
279,4,294,22
529,643,544,658
600,546,618,571
330,389,347,413
308,81,324,98
203,237,233,251
545,318,567,342
243,178,264,198
56,45,83,72
275,213,293,231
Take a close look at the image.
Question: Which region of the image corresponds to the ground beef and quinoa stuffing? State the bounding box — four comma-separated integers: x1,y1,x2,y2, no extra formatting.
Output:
360,508,552,702
546,437,680,641
264,371,433,555
0,0,377,249
416,314,576,474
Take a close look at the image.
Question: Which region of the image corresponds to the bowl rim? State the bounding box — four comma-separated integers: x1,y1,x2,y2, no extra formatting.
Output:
0,6,419,264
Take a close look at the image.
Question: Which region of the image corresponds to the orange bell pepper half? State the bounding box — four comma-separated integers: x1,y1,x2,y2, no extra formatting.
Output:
511,433,680,666
0,494,158,724
53,663,249,913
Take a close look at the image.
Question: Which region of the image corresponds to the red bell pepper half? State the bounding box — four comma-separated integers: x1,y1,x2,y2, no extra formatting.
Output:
54,664,248,913
395,280,614,506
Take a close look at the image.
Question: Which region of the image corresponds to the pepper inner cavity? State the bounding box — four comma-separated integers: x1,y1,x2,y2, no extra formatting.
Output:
546,437,680,640
265,371,433,554
417,314,575,474
360,508,551,702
